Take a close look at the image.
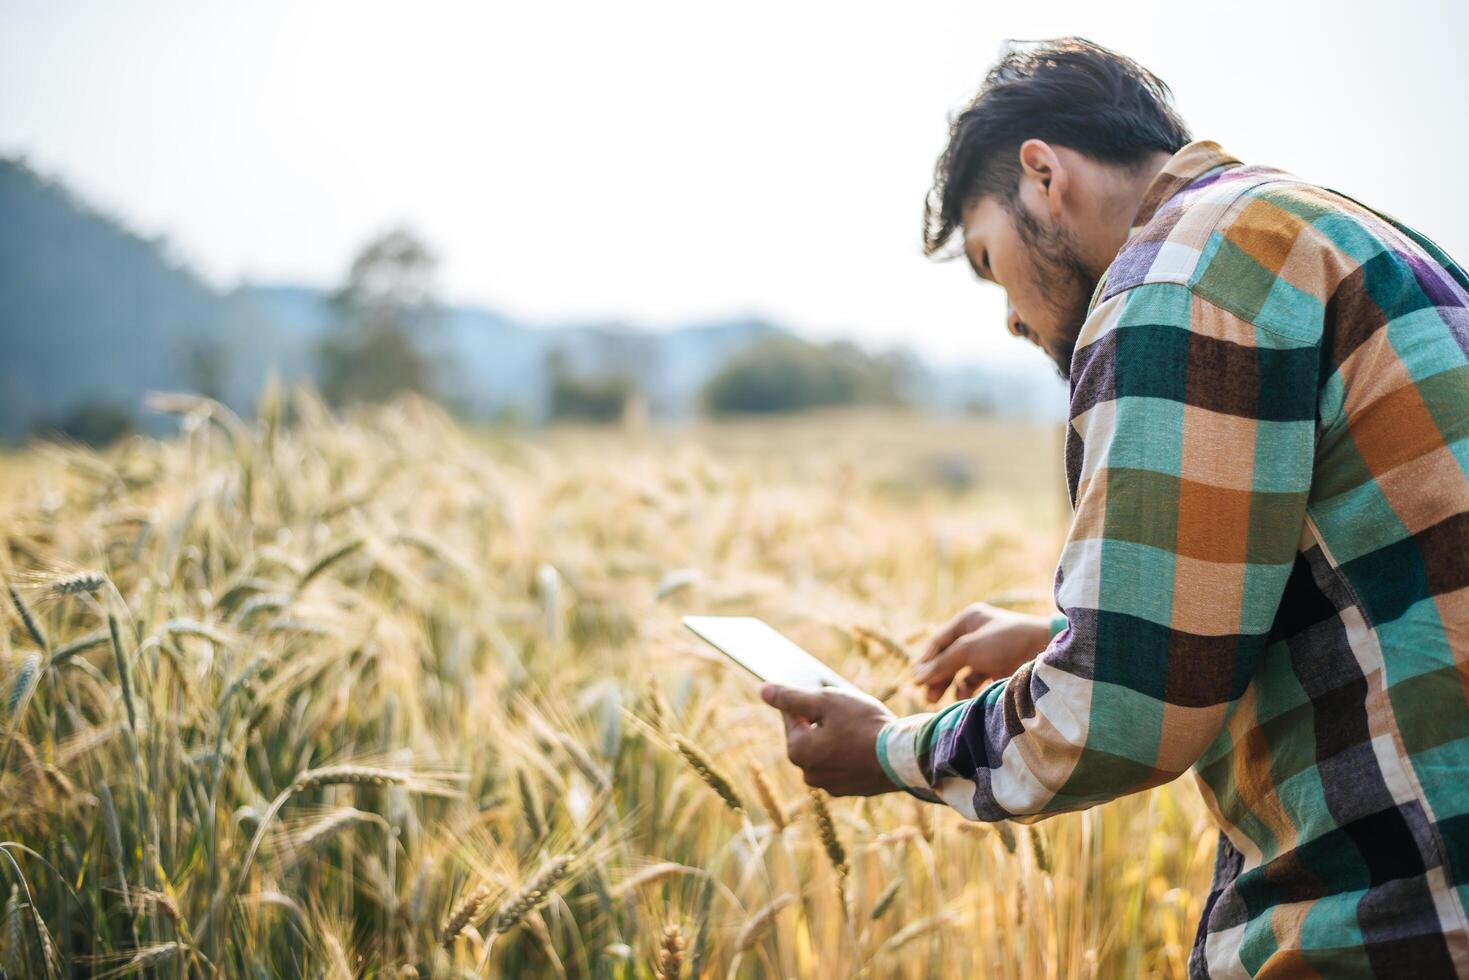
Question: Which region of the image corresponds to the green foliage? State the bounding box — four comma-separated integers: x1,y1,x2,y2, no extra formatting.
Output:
545,349,637,423
177,334,230,401
701,336,915,415
318,322,437,408
34,397,135,446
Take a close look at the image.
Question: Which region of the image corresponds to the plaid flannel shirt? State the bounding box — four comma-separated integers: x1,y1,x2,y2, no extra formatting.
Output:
878,141,1469,977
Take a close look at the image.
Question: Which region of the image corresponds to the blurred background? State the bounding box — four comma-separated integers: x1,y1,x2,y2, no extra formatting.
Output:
2,0,1465,445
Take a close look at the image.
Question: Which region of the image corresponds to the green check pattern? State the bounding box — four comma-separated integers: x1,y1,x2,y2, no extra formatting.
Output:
878,141,1469,977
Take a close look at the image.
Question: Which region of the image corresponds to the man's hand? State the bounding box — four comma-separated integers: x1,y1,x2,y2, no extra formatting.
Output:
912,602,1051,702
759,684,897,796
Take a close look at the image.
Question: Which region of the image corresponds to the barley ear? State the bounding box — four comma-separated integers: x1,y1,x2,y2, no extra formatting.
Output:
671,735,742,814
6,586,46,651
870,878,901,921
809,789,848,878
1027,825,1051,874
749,759,786,832
653,922,685,980
492,855,574,935
441,884,490,948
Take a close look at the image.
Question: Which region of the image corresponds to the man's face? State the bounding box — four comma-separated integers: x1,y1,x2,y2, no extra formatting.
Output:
960,192,1097,380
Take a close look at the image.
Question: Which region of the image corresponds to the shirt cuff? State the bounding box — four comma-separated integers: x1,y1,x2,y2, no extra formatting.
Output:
877,713,943,803
1048,614,1068,639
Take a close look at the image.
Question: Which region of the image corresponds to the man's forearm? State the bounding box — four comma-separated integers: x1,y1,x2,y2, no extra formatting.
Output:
876,709,945,803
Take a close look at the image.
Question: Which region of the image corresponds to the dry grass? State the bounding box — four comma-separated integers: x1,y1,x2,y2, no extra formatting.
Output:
0,390,1215,977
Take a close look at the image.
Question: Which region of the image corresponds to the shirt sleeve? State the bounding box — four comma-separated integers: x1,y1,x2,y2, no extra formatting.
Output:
877,282,1319,819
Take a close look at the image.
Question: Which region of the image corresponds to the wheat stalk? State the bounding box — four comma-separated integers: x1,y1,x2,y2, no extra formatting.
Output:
646,675,674,733
6,653,40,719
291,807,383,853
0,389,1213,976
202,764,458,946
876,913,955,956
734,893,796,952
97,941,184,978
672,735,742,813
517,768,546,841
48,629,109,664
291,765,411,793
5,885,24,972
869,878,901,921
749,759,786,832
99,784,131,916
609,862,696,899
51,570,108,597
492,855,574,934
850,624,911,667
158,618,234,646
144,890,181,928
297,538,365,591
233,592,290,625
1027,825,1051,874
441,884,490,948
6,585,45,650
653,922,686,980
809,789,848,878
321,930,353,979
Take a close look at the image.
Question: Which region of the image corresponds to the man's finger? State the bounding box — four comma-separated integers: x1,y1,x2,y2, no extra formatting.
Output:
912,639,968,685
918,632,1005,701
760,684,826,720
919,609,971,663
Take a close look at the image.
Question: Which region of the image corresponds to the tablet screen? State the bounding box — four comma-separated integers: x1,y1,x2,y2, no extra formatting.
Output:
682,615,860,692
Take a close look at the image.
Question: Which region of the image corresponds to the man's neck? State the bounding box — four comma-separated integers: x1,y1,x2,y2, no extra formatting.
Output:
1086,150,1176,279
1119,150,1176,229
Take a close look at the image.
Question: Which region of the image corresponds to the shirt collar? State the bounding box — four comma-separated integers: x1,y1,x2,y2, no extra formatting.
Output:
1129,139,1242,232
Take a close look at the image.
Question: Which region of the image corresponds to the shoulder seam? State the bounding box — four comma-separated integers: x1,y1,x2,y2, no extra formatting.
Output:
1102,172,1293,303
1107,175,1333,341
1101,279,1320,349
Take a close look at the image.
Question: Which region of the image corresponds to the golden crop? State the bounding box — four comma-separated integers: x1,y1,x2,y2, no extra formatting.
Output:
0,390,1215,978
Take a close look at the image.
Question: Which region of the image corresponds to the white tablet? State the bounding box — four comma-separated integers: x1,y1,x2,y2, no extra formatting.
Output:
682,615,860,692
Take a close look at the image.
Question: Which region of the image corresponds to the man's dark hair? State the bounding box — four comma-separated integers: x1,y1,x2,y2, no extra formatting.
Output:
923,38,1191,257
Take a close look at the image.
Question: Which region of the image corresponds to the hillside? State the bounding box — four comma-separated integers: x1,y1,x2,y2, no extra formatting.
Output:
0,156,1065,440
0,159,228,437
0,157,795,434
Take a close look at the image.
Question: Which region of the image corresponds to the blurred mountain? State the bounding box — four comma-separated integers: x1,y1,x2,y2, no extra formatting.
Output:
0,158,220,437
0,155,1063,440
232,284,786,420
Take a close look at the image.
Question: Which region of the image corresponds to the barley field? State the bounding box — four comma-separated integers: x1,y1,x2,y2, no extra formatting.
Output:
0,389,1217,978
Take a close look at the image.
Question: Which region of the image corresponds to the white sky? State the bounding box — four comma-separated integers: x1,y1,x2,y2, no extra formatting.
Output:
2,0,1465,370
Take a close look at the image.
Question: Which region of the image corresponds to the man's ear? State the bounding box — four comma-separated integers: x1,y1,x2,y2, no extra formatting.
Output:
1018,139,1067,220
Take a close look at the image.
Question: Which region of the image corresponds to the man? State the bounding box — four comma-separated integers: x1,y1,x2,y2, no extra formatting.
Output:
760,38,1469,977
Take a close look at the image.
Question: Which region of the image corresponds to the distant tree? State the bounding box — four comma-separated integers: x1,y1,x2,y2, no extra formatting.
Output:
179,334,229,401
318,228,439,406
701,335,914,414
545,349,637,423
36,398,135,446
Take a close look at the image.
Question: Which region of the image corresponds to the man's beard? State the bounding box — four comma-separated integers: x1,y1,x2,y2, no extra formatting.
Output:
1010,203,1097,381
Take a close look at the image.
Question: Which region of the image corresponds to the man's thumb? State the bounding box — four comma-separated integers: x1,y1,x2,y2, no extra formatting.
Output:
761,684,823,718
